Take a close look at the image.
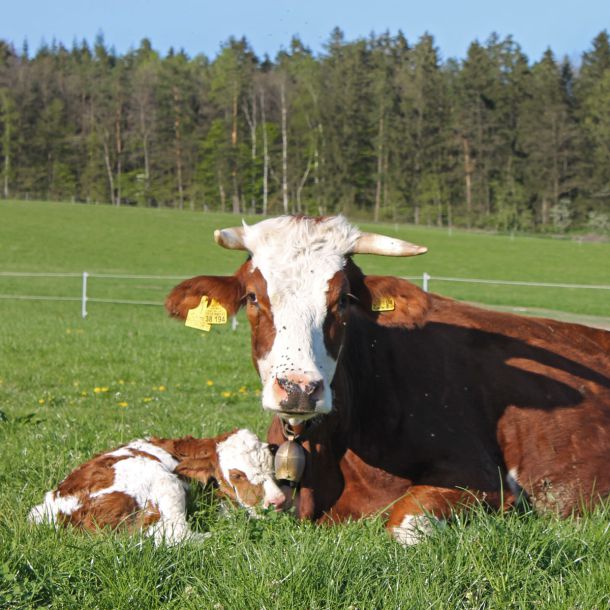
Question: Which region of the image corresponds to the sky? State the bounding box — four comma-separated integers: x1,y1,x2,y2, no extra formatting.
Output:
2,0,609,64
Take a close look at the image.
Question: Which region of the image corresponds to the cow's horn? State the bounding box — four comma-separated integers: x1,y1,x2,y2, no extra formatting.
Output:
214,227,247,251
351,233,427,257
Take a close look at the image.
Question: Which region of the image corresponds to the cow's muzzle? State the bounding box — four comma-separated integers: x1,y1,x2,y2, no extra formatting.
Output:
276,377,324,414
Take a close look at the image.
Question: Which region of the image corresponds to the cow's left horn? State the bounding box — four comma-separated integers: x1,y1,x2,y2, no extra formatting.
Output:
351,233,427,257
214,227,247,251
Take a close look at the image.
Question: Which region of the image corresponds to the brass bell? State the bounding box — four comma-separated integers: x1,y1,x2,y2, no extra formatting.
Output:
274,440,306,483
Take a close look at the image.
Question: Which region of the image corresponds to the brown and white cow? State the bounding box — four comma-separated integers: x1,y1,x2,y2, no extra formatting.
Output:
166,215,610,543
29,429,285,545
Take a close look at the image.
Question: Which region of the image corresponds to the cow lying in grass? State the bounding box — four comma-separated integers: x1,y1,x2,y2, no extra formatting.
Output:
29,429,285,545
166,215,610,545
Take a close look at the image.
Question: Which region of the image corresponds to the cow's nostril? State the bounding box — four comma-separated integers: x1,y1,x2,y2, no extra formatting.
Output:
305,379,324,397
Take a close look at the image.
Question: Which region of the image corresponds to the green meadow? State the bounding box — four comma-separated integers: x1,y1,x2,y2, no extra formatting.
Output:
0,200,609,609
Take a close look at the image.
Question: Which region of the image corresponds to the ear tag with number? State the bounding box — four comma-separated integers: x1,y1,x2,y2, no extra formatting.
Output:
185,296,227,332
371,296,395,312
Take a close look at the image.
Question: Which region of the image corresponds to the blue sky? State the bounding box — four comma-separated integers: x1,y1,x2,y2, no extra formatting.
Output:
2,0,609,64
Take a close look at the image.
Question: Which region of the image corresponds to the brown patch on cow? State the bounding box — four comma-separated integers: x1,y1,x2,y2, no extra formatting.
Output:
243,267,276,368
57,454,128,496
323,270,350,360
386,485,516,528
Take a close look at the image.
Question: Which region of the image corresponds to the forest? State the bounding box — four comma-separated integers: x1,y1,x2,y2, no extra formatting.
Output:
0,29,609,233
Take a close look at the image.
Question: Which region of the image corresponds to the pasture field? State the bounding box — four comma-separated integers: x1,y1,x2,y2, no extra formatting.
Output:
0,200,609,609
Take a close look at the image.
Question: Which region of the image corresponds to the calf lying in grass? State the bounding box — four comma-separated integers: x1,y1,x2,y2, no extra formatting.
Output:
29,429,285,545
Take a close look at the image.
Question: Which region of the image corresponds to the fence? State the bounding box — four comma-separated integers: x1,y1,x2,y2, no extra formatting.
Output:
1,271,609,320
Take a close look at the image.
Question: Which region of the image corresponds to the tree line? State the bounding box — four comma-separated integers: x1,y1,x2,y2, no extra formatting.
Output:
1,29,609,233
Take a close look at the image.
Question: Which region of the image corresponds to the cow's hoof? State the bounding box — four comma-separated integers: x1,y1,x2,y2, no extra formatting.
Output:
391,514,439,546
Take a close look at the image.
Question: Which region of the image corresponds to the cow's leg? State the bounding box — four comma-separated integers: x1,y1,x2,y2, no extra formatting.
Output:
387,485,512,546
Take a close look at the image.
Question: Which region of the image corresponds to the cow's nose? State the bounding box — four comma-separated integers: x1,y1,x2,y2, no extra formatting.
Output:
276,377,324,412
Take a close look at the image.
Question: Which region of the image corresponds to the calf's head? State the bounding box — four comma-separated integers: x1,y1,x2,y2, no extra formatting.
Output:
155,429,285,512
166,216,426,423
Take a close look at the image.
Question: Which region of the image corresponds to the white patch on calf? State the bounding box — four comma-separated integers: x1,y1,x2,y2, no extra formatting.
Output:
28,491,82,524
243,216,359,414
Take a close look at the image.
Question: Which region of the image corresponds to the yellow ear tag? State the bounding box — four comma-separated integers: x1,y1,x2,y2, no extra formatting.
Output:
185,297,228,332
372,297,395,312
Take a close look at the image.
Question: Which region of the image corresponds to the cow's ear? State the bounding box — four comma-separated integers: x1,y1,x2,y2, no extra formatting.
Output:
165,275,244,320
350,274,430,329
175,457,217,485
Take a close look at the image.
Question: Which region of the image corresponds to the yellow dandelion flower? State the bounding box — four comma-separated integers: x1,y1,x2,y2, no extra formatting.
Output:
221,391,232,398
143,397,153,403
81,390,88,396
38,398,45,405
158,385,167,392
206,380,214,386
117,401,128,408
239,386,247,394
118,379,125,385
94,387,109,394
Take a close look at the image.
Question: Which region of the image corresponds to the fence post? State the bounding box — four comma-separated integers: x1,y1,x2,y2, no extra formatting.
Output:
81,271,88,319
422,272,430,292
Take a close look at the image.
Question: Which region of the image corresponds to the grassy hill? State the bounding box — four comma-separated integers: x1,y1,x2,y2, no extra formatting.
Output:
0,200,608,608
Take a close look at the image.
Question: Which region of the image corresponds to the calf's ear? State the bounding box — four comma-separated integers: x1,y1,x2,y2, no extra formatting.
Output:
175,458,217,485
165,275,244,320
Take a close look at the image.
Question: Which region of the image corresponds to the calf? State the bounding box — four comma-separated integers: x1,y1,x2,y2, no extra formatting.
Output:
29,429,285,545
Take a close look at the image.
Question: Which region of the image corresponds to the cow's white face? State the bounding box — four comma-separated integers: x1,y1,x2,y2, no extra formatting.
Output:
242,217,359,422
166,215,426,424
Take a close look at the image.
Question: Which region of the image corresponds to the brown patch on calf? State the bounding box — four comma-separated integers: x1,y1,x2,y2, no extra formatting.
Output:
57,454,127,496
65,491,144,531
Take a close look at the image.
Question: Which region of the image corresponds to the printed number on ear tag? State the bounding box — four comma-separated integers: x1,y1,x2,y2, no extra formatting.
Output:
371,297,395,312
185,296,228,332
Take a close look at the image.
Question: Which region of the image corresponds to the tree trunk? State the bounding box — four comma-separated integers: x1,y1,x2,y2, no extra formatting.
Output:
115,105,122,206
281,80,289,214
243,91,257,212
173,86,184,209
139,104,151,202
374,113,384,222
296,157,312,213
462,135,474,229
260,88,269,216
231,84,239,214
102,135,115,205
218,170,226,212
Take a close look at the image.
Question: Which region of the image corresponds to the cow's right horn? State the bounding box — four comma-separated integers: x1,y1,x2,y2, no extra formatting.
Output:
214,227,247,251
351,233,427,257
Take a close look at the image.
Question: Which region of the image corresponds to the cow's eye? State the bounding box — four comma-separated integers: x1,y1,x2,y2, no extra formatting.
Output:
338,293,349,310
230,470,244,481
246,292,258,306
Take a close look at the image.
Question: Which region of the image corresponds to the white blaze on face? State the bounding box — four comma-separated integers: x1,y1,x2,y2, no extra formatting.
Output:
243,216,359,416
216,429,284,510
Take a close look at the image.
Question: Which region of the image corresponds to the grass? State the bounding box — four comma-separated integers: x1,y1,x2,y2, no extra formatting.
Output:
0,200,609,608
